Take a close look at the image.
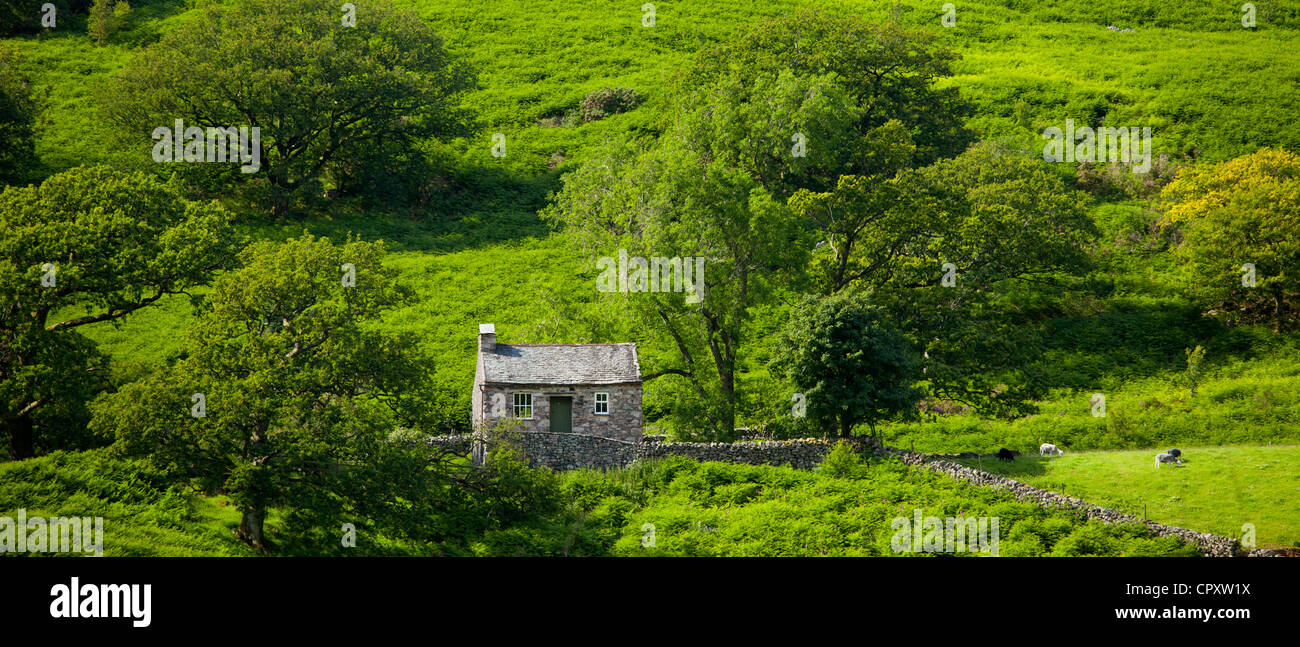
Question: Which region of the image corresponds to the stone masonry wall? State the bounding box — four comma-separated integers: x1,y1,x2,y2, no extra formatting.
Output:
473,383,642,442
422,432,1283,557
641,438,843,469
439,431,841,471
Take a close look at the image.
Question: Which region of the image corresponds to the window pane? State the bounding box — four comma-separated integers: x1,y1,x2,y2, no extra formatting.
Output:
512,393,532,419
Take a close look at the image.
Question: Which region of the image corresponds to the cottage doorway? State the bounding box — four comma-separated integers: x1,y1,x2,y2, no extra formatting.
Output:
549,396,573,433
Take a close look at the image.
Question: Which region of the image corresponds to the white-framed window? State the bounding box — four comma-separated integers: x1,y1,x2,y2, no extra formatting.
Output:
594,392,610,415
512,393,533,419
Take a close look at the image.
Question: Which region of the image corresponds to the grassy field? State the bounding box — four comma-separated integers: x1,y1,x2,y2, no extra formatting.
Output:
0,450,257,556
597,452,1199,557
0,448,1203,556
883,348,1300,454
7,1,1300,178
954,445,1300,549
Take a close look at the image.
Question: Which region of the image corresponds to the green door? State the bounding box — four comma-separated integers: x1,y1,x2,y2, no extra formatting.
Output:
550,397,572,433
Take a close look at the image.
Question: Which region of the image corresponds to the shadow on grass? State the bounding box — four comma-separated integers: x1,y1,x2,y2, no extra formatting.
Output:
951,454,1056,478
1039,302,1286,390
239,166,561,254
115,0,201,48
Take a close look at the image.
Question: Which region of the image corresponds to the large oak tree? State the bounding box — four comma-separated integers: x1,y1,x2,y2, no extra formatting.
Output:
1162,148,1300,332
543,72,823,438
0,166,238,459
684,9,974,178
104,0,476,216
792,143,1097,416
91,235,440,549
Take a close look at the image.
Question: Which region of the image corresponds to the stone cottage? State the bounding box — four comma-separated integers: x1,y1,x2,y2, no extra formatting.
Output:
471,324,643,442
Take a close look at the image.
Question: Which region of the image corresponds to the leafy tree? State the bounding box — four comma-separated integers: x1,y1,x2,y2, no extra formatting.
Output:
1161,148,1300,332
669,69,866,199
793,142,1095,295
0,45,39,185
793,143,1096,416
91,235,441,549
548,17,1087,433
0,167,237,460
684,9,974,175
675,14,1076,423
786,133,921,294
103,0,476,217
87,0,130,46
543,73,820,439
771,292,921,438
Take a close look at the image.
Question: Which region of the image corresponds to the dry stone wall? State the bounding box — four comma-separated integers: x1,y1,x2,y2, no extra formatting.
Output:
641,437,845,469
425,434,473,454
437,431,846,470
421,432,1283,558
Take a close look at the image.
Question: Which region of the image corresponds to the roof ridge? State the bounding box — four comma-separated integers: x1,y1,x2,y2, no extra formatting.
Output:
500,342,635,347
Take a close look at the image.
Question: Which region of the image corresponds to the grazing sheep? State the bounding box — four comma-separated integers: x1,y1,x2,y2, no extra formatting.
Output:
1155,452,1183,469
996,448,1018,462
1039,443,1065,456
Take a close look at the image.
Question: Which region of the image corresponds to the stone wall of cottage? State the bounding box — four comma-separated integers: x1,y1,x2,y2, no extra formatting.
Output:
421,432,1283,558
473,383,642,442
470,361,484,433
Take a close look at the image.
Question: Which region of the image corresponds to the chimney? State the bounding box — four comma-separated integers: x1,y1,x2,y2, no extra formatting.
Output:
478,323,496,353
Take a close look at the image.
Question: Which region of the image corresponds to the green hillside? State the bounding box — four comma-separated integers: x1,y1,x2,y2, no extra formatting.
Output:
2,0,1298,555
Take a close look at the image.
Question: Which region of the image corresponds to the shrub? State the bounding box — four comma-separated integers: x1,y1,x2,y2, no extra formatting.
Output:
1182,345,1207,397
578,86,643,123
819,441,868,478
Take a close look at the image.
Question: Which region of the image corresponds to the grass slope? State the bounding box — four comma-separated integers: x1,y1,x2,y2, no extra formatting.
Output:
884,346,1300,453
1,447,1203,556
591,452,1200,556
6,1,1299,178
0,449,257,556
955,445,1300,549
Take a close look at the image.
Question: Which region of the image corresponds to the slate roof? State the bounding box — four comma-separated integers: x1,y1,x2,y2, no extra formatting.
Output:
481,343,641,386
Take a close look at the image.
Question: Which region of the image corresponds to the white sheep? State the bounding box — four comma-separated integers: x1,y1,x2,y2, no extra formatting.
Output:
1039,443,1064,456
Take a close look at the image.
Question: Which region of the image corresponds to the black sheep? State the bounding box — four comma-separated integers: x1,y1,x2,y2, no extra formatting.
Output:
1167,448,1182,458
996,448,1017,462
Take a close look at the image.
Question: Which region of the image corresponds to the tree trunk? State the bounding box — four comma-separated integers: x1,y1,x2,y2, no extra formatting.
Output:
6,416,35,460
703,317,736,439
238,505,266,551
1275,289,1285,334
839,417,852,439
720,386,735,439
